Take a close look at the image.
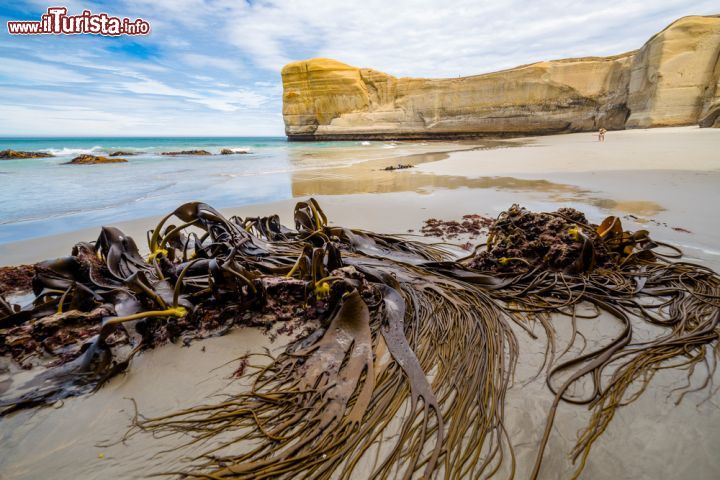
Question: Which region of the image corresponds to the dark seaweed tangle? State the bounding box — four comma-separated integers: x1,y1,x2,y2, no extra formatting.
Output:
0,200,718,480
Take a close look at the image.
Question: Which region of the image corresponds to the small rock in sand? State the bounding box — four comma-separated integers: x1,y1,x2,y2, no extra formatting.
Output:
383,164,414,171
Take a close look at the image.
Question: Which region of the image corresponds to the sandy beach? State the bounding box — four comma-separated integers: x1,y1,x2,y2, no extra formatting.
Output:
2,126,720,479
3,127,719,267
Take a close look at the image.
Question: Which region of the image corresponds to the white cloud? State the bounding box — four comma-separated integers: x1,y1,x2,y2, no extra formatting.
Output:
0,104,282,136
0,58,91,84
120,77,201,98
180,53,243,72
202,89,268,108
189,74,215,82
2,0,718,135
117,75,269,111
221,0,720,77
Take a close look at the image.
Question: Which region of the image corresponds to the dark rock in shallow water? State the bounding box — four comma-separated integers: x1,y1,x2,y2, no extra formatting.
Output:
220,148,251,155
0,149,54,159
161,150,212,156
63,154,128,165
109,151,141,157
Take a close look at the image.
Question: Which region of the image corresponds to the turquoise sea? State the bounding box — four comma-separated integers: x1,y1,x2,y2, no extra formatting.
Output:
0,137,404,244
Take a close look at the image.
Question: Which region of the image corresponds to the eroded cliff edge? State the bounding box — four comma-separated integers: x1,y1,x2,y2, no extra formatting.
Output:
282,15,720,140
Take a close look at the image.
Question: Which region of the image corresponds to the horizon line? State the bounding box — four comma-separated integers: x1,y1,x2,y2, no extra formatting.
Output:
0,135,288,139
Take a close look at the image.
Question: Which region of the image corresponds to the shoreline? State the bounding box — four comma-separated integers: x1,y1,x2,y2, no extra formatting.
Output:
2,126,719,267
283,123,717,141
0,138,491,245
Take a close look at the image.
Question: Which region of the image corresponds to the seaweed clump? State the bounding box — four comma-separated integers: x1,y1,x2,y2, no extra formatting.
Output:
465,204,719,478
0,264,35,295
0,199,508,480
0,199,718,480
421,213,494,240
470,204,637,272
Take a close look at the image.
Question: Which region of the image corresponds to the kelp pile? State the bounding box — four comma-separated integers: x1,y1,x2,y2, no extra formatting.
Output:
465,205,720,477
1,199,718,479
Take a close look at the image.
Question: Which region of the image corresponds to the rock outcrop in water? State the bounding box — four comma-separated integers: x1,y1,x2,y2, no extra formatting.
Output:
0,149,53,159
282,15,720,140
109,151,141,157
63,154,128,165
220,148,251,155
161,150,212,156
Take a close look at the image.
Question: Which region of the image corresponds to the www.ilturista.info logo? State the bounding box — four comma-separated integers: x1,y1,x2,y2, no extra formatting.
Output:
7,7,150,36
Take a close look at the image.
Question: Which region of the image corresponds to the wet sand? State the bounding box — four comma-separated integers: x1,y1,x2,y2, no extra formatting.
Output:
1,126,719,479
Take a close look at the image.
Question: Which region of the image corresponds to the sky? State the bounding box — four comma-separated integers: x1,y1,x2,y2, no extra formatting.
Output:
0,1,717,137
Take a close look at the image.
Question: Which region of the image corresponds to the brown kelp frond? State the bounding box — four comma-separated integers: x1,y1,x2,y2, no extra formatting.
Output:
135,287,375,479
1,199,718,479
388,271,516,480
0,201,291,414
339,259,515,480
1,197,514,480
291,198,453,263
132,253,515,479
465,204,720,479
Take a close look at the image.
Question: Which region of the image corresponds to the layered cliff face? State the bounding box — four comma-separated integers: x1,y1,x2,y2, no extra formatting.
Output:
627,16,720,128
282,15,720,140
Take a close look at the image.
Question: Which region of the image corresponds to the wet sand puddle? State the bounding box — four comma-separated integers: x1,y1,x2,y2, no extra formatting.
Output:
290,144,665,218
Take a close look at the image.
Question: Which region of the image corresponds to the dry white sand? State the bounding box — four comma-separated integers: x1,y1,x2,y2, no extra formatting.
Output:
1,126,719,479
419,126,720,175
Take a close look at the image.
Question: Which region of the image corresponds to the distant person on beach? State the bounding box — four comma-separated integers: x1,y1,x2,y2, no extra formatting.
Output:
598,127,607,141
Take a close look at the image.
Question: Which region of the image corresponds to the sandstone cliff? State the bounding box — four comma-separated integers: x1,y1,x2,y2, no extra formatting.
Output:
282,15,720,140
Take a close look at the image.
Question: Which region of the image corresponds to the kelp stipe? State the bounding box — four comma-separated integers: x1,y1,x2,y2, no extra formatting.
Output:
1,200,718,479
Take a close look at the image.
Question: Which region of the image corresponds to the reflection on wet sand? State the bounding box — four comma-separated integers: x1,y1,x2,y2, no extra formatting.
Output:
285,138,519,168
589,199,666,217
290,146,665,217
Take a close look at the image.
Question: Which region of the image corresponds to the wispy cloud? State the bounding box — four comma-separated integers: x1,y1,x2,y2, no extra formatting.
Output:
220,0,719,77
0,58,91,84
0,0,717,135
120,77,200,98
180,53,245,72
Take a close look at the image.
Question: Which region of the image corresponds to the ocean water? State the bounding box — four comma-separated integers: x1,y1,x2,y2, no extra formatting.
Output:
0,137,407,244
